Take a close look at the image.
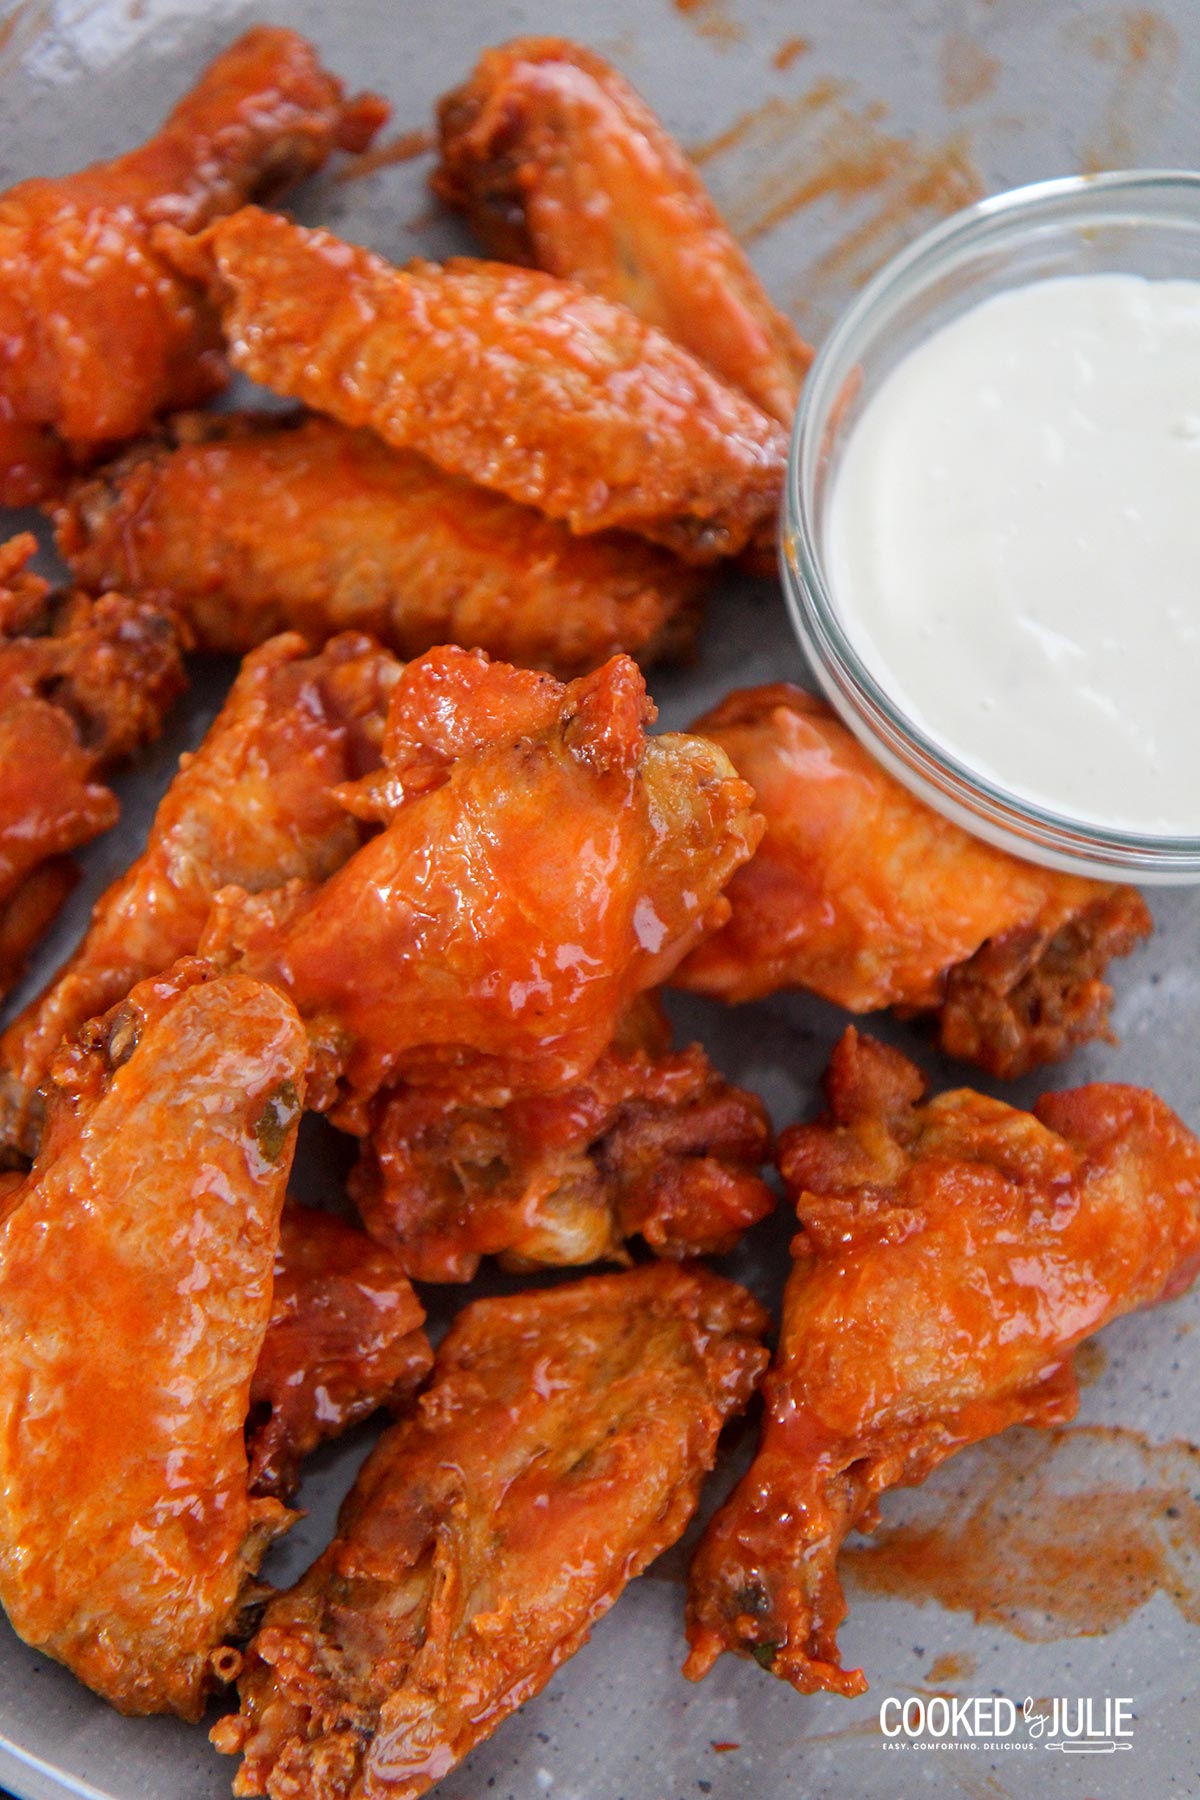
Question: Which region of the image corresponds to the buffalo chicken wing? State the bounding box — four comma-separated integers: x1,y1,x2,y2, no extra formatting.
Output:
216,1264,769,1798
54,411,706,674
0,960,308,1718
165,207,787,563
0,27,384,501
435,37,811,424
676,685,1151,1077
685,1028,1200,1696
206,645,762,1122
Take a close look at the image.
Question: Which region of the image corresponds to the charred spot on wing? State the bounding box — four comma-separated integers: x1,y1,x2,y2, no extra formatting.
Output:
735,1581,769,1616
255,1080,301,1163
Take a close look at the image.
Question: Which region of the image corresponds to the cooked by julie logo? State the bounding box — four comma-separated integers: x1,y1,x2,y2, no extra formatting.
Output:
1024,1696,1135,1753
878,1693,1135,1753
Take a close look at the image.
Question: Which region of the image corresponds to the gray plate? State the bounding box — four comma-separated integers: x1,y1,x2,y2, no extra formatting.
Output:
0,1,1198,1796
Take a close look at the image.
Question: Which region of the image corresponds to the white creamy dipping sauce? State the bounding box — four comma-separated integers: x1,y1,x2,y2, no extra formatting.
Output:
827,272,1200,834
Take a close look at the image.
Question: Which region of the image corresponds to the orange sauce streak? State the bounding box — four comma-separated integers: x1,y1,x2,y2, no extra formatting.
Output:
844,1424,1200,1642
940,31,1000,109
688,83,848,167
780,134,979,258
0,0,54,66
336,126,436,182
924,1649,978,1684
773,36,812,73
672,0,747,47
1081,9,1180,172
684,83,980,333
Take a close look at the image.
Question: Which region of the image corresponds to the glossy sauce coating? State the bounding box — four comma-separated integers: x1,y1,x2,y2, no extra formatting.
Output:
55,411,706,674
0,631,397,1160
685,1029,1200,1696
216,1264,769,1798
0,961,308,1718
436,36,811,423
212,646,762,1118
676,684,1151,1076
167,207,787,563
0,860,77,1002
0,27,384,497
248,1203,432,1503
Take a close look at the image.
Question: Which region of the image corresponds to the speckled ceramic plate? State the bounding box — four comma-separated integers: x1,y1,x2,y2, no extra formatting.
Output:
0,2,1198,1796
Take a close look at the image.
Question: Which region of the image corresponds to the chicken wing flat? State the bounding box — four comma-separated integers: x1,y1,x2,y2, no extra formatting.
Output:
166,207,787,563
0,958,308,1718
54,411,706,674
677,685,1151,1077
207,646,762,1122
0,631,397,1161
248,1201,433,1504
685,1027,1200,1697
435,37,811,425
0,27,384,500
353,1028,774,1281
215,1264,769,1799
0,533,184,1000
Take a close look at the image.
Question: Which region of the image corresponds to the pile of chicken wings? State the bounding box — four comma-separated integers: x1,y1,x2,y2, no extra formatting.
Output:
0,26,1187,1800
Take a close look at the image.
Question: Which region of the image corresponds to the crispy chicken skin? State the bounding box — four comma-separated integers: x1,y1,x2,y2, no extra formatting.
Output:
248,1203,433,1504
165,207,787,563
0,959,308,1718
0,631,398,1161
685,1028,1200,1697
677,685,1151,1077
0,27,384,500
353,1032,774,1281
54,411,706,674
215,1265,769,1799
207,645,763,1122
0,533,184,1001
435,37,811,424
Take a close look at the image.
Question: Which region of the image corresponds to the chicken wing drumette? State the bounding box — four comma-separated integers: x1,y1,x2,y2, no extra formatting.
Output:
54,411,706,673
0,533,184,1008
164,207,786,563
685,1028,1200,1696
216,1264,768,1799
0,959,308,1718
353,996,773,1280
0,631,397,1160
435,37,811,424
205,645,763,1124
0,26,383,501
676,685,1151,1077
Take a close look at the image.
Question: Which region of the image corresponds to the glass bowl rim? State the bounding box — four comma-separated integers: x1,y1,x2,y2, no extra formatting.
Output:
782,167,1200,882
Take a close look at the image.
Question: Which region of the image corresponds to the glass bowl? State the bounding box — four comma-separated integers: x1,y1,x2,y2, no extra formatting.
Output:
781,169,1200,883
